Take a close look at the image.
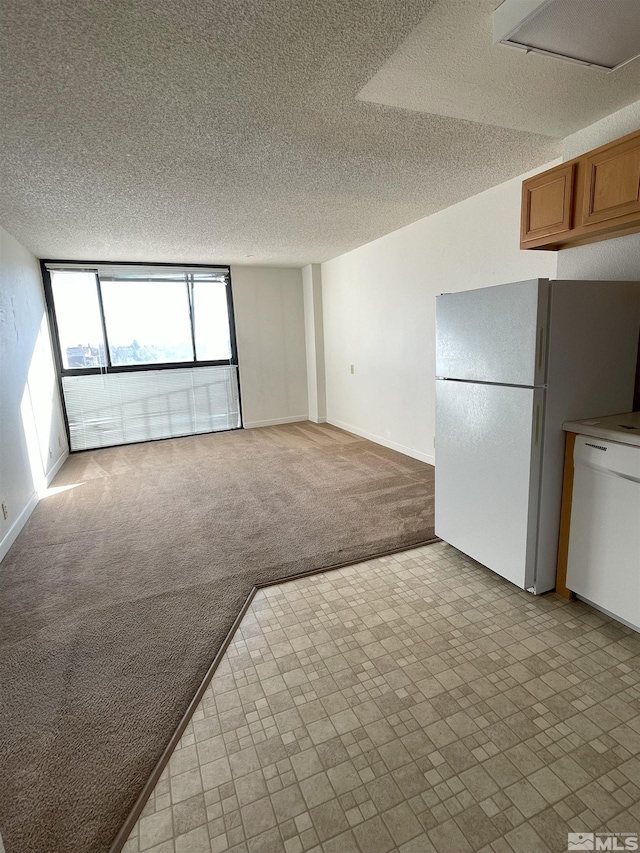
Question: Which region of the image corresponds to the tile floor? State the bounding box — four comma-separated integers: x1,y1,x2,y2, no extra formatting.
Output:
123,543,640,853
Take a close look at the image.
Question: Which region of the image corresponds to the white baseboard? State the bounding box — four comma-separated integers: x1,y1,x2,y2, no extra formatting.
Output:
0,491,39,565
46,449,68,485
0,450,69,566
328,418,435,466
309,417,327,424
243,415,309,429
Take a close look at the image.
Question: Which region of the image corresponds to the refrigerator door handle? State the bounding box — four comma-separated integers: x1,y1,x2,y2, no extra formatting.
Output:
537,326,545,375
534,402,542,446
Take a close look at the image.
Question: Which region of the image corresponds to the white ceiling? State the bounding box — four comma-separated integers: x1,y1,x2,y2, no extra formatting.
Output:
0,0,636,267
358,0,640,138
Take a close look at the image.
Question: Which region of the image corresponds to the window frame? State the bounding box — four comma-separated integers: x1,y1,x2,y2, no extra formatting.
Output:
41,260,239,377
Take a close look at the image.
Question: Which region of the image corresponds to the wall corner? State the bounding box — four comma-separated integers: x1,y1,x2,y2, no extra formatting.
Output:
302,264,327,423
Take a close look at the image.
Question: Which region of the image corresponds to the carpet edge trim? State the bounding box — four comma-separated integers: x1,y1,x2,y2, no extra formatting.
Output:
108,536,441,853
108,583,258,853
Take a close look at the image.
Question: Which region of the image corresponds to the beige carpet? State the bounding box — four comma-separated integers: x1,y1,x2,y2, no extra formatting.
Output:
0,422,435,853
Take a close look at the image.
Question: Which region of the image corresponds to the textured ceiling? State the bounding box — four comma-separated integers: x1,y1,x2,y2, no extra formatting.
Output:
1,0,565,266
358,0,640,139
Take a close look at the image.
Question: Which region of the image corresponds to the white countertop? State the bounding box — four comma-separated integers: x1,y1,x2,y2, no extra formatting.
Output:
563,411,640,447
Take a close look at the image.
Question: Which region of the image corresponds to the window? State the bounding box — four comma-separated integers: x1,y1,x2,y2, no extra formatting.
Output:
44,263,241,450
192,275,232,361
50,271,107,369
47,265,235,373
101,277,194,366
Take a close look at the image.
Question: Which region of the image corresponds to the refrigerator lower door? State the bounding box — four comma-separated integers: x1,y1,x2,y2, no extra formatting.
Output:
435,380,544,590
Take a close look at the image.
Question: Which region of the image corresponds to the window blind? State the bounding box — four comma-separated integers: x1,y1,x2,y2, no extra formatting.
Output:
44,262,229,279
62,365,241,451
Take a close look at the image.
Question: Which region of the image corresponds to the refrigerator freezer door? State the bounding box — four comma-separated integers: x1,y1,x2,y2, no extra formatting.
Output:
436,279,549,386
435,379,544,590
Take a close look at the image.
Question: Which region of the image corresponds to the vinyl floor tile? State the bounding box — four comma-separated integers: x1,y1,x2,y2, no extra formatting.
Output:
125,543,640,853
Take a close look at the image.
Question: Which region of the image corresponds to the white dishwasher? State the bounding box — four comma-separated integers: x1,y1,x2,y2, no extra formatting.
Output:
565,426,640,632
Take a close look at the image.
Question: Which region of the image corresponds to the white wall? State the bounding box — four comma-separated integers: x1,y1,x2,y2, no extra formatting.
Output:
0,226,68,562
231,265,308,428
321,163,559,464
557,99,640,281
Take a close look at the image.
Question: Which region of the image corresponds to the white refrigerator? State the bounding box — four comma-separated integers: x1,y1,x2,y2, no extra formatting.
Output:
435,278,640,594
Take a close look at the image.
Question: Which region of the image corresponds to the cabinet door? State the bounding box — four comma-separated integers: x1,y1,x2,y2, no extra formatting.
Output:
521,162,574,244
581,134,640,227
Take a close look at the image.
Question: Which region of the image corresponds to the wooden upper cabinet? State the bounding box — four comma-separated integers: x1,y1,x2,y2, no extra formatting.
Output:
581,134,640,227
521,128,640,251
521,163,574,244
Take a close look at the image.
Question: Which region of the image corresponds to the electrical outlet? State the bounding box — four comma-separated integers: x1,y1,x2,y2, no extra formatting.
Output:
2,503,7,521
350,364,355,374
58,436,62,448
49,449,53,458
